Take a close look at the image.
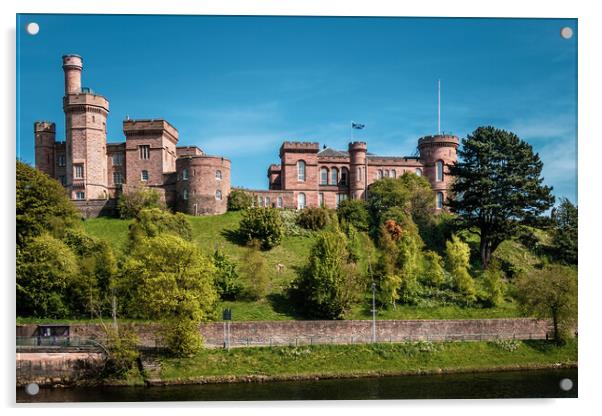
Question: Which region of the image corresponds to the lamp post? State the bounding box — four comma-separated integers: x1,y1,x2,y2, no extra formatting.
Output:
372,282,376,343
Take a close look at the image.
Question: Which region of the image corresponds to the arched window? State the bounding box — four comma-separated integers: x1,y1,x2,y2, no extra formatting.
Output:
183,189,189,200
391,169,396,178
384,170,390,177
436,160,444,182
216,170,222,180
265,196,271,206
330,167,338,185
341,167,349,186
377,170,383,179
320,167,328,185
297,160,306,181
182,169,189,180
216,190,222,200
277,196,283,208
415,168,423,176
436,192,444,209
259,196,264,207
297,192,306,209
356,167,362,182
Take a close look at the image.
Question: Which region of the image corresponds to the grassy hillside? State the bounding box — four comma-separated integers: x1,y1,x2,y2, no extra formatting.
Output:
82,212,550,321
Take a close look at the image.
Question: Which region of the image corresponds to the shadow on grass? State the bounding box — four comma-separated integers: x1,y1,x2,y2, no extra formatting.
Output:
266,293,305,320
522,339,560,352
221,228,247,246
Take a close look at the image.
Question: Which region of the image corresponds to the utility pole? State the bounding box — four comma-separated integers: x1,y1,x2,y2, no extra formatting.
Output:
372,282,376,343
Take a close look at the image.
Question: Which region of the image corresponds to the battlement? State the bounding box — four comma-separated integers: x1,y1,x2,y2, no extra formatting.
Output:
280,141,320,156
62,54,83,69
176,145,204,157
123,119,179,141
63,93,109,111
418,134,459,148
34,121,56,133
348,141,367,151
268,164,281,172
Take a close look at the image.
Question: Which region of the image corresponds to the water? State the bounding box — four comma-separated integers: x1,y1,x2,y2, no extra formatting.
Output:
17,368,577,402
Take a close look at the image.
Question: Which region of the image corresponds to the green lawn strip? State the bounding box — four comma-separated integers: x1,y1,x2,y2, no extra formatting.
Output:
158,340,577,382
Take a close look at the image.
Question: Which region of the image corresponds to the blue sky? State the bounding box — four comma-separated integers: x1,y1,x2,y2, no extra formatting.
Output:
16,15,577,203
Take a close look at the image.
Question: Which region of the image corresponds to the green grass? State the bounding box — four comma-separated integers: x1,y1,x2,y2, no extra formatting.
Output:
159,339,577,382
348,302,523,320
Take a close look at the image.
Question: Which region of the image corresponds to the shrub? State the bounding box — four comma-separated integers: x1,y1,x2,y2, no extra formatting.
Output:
162,318,203,357
102,325,140,378
279,209,309,237
212,248,243,300
445,235,476,303
422,251,445,287
482,263,506,307
490,338,521,352
128,208,192,245
337,199,370,231
241,240,270,300
117,187,165,219
227,189,254,211
238,207,284,250
297,207,332,231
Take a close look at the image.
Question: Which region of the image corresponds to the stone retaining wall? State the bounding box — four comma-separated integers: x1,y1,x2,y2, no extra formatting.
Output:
16,352,104,387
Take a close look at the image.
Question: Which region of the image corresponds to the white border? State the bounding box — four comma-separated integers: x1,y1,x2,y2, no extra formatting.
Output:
2,1,600,415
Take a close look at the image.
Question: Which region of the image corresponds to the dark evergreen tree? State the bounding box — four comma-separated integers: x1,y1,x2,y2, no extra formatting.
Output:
448,126,555,269
551,198,578,264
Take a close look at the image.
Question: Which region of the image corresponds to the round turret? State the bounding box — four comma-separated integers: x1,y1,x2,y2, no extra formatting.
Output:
418,134,459,209
34,121,56,176
348,141,368,200
62,54,83,94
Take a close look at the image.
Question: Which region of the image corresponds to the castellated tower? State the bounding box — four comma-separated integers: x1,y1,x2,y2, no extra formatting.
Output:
348,141,367,200
62,54,109,200
418,134,459,208
34,121,56,177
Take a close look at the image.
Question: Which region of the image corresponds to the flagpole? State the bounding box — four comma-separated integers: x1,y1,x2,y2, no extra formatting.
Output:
438,79,441,135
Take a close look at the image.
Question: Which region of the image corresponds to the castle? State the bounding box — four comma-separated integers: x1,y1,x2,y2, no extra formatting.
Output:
34,55,458,216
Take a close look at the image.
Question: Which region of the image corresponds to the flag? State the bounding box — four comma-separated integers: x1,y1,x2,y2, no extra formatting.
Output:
352,122,365,130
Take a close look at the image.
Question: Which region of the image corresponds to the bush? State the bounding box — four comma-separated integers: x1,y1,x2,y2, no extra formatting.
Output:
445,235,476,303
241,240,270,300
422,251,445,287
337,199,370,231
102,325,140,378
162,318,203,357
482,263,505,307
297,207,333,231
117,187,165,219
128,208,192,245
279,210,309,237
228,189,254,211
213,248,243,300
238,207,284,250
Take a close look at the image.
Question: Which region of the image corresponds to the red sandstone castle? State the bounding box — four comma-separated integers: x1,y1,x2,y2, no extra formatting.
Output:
34,54,458,216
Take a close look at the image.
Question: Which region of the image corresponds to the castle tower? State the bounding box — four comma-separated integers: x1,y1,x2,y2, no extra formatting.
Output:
62,54,110,200
418,134,459,209
348,141,367,200
34,121,56,177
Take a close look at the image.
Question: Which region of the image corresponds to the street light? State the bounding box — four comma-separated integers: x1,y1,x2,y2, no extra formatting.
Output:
371,282,376,343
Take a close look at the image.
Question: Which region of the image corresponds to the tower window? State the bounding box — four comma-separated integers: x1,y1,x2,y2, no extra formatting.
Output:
341,168,348,186
113,171,124,185
216,190,222,200
357,167,362,182
320,167,328,185
139,145,150,160
59,175,66,186
112,153,123,166
437,192,444,209
141,170,149,181
330,167,338,185
297,161,306,182
436,160,444,182
182,169,189,180
297,192,306,209
57,155,66,167
74,164,84,179
216,170,222,180
183,189,189,200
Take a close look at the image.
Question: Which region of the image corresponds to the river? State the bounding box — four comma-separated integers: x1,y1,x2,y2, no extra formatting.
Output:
17,368,577,402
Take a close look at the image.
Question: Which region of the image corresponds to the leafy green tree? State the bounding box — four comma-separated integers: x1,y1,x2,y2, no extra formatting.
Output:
297,207,333,231
551,198,578,264
397,172,436,227
448,126,555,269
17,234,79,317
117,187,165,219
422,251,445,287
227,189,254,211
445,235,476,303
212,248,243,300
482,263,505,307
374,225,401,308
396,217,424,305
238,207,284,250
16,160,80,248
101,324,140,378
337,199,370,231
290,230,363,319
240,240,270,300
515,264,577,343
119,234,217,355
128,208,192,245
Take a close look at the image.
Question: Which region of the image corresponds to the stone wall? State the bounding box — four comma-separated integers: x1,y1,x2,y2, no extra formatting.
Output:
16,352,104,387
72,198,117,218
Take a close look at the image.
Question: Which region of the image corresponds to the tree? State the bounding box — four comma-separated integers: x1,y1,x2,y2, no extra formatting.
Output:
337,199,370,231
212,248,243,300
17,234,79,317
374,225,402,308
240,240,270,300
445,235,476,303
128,208,192,245
227,189,254,211
16,160,80,248
119,234,217,355
290,230,363,319
551,198,578,264
117,187,165,219
297,207,333,231
515,265,577,343
422,251,445,287
238,207,284,250
448,126,555,269
482,263,505,307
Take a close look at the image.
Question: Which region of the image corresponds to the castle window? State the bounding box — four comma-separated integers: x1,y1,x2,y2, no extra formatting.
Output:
391,169,396,178
415,168,423,176
141,170,149,181
320,168,328,185
297,192,306,209
377,170,383,179
216,170,222,180
75,191,85,200
216,190,222,200
341,168,348,186
183,189,189,200
139,145,150,160
277,196,283,208
182,169,189,181
74,164,84,179
112,153,123,166
330,167,338,185
436,192,444,209
57,155,66,167
336,193,348,208
59,175,66,186
297,161,306,182
384,170,390,177
113,172,123,185
318,192,324,207
265,196,271,206
436,160,444,182
357,167,361,182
